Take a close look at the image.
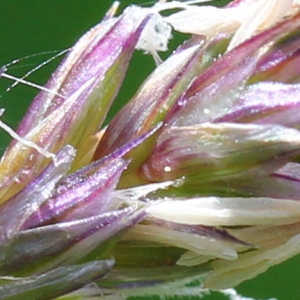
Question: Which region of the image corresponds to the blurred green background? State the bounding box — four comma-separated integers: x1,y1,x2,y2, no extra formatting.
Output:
0,1,299,299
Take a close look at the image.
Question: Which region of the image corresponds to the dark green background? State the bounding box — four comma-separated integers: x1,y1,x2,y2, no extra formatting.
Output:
0,1,299,299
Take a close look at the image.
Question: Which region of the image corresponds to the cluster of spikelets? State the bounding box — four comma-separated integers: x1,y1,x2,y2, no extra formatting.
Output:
0,0,300,299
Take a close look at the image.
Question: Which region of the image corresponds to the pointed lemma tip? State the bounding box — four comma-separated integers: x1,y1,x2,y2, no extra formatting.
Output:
105,2,120,19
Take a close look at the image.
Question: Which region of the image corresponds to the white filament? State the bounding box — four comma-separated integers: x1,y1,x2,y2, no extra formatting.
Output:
1,72,66,98
0,109,56,161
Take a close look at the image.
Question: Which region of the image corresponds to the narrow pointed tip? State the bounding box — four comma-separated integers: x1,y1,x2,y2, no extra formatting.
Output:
104,1,120,19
